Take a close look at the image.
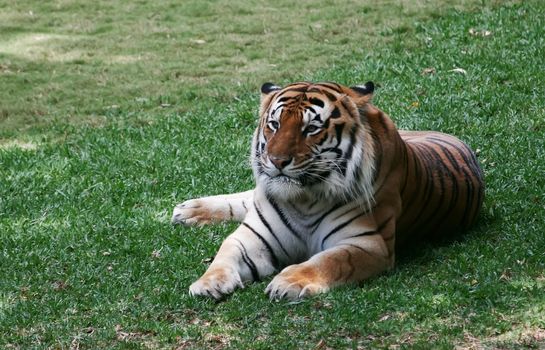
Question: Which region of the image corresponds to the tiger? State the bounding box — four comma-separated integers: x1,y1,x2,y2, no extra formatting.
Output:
172,81,484,300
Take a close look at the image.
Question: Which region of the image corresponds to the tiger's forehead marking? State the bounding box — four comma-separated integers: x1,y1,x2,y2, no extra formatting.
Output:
268,95,329,126
267,84,342,124
269,83,342,109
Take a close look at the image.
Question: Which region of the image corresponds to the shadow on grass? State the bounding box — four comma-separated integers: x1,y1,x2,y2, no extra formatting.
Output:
395,211,496,266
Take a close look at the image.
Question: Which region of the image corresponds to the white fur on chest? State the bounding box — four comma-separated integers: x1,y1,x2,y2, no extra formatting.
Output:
249,187,375,258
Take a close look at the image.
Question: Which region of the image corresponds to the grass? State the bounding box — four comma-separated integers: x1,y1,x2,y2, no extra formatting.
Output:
1,0,545,349
1,0,495,139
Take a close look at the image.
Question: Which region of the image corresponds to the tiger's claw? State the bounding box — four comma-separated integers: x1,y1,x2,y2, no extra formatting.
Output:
265,265,329,300
171,199,212,226
189,267,244,299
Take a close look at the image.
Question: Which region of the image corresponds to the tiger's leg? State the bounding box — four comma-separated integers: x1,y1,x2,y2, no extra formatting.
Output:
172,190,254,225
265,233,393,300
189,221,293,299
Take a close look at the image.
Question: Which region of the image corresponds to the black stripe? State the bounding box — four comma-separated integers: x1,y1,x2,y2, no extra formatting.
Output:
377,215,393,232
453,140,482,176
416,145,452,231
399,142,409,197
321,211,367,249
343,125,358,162
275,89,301,102
425,144,453,174
348,230,378,238
234,239,259,281
338,159,348,176
355,215,392,240
410,145,437,227
270,106,281,115
467,179,484,227
414,145,435,198
416,166,445,234
266,195,304,242
371,159,396,197
334,123,345,146
341,247,355,282
425,139,462,173
410,143,421,185
421,168,460,235
370,130,383,184
284,86,308,93
460,168,476,229
322,116,330,129
255,135,265,158
262,93,282,117
277,97,292,103
330,107,340,119
332,206,359,221
309,97,324,108
254,202,291,258
323,90,337,102
399,143,423,214
319,82,342,92
320,147,342,157
242,222,280,270
377,111,390,132
340,243,374,257
340,98,357,119
427,137,480,174
301,168,332,187
307,199,319,210
307,202,344,230
229,204,234,219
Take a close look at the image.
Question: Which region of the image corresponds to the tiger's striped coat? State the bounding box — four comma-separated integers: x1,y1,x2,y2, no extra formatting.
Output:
172,81,484,300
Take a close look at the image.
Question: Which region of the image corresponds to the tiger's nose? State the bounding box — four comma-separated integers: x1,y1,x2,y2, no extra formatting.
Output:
269,155,293,170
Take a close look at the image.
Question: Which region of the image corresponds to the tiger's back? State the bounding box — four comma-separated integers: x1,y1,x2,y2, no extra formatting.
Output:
354,103,484,251
396,130,484,245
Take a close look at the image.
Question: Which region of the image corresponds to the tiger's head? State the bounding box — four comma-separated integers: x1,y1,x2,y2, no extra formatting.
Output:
251,81,376,206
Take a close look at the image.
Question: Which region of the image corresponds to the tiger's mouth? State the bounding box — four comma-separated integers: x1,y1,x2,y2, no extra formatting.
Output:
266,173,302,186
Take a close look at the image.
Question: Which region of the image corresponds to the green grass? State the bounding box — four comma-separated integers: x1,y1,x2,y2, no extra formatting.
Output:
1,0,496,139
1,0,545,349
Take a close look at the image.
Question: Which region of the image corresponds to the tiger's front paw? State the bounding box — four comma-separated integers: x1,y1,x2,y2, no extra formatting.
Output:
265,264,329,300
171,199,213,226
189,267,243,300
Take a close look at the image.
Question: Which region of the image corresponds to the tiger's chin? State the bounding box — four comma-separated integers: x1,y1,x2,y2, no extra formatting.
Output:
259,173,357,203
260,175,306,200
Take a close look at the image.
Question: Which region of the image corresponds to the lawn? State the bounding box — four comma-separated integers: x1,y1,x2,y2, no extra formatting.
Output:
1,0,544,349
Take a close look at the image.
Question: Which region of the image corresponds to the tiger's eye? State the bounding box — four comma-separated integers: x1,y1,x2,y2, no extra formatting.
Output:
268,120,279,130
305,125,320,134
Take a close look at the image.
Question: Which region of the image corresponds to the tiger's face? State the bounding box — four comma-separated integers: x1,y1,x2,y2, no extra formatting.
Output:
252,82,376,203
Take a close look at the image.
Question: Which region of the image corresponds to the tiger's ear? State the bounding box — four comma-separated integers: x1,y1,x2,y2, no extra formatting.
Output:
261,82,281,95
348,81,375,106
259,83,281,115
350,81,374,95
